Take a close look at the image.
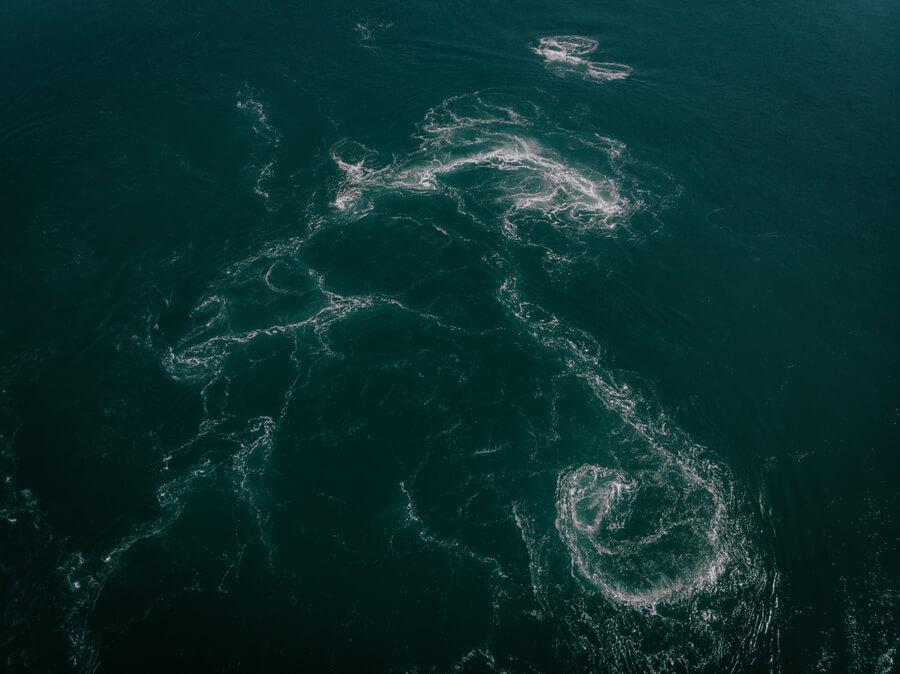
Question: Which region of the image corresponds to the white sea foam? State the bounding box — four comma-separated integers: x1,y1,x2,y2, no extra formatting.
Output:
149,90,774,671
332,94,642,239
62,452,220,670
532,35,599,63
332,95,756,627
512,503,551,616
497,276,759,609
354,19,394,48
531,36,632,82
555,463,726,607
398,478,511,625
232,416,277,561
236,89,281,209
236,90,280,148
839,562,899,674
391,137,628,226
493,273,779,669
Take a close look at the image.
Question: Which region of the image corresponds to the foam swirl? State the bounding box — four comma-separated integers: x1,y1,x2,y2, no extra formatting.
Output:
531,36,632,81
148,91,777,671
556,463,726,607
332,94,656,241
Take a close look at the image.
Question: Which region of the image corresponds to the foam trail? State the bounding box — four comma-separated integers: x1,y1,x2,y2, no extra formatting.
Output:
355,19,394,48
531,36,632,81
62,452,219,670
555,463,726,608
149,91,776,671
495,272,776,669
326,93,777,668
331,94,644,240
236,89,281,209
328,93,755,614
495,281,779,671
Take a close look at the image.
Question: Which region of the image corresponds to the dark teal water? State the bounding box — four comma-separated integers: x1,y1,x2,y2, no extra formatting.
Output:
2,1,898,671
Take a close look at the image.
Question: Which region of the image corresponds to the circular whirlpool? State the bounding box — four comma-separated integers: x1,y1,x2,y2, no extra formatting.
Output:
556,461,728,607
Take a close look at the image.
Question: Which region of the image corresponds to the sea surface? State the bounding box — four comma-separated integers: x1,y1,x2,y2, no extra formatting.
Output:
1,1,898,672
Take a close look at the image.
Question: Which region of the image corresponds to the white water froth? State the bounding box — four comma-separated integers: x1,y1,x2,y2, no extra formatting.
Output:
498,275,771,622
496,286,779,671
555,463,726,607
355,19,394,48
327,94,770,630
331,94,643,240
531,36,632,82
236,89,281,208
163,258,468,386
146,91,773,670
62,452,219,670
399,479,511,626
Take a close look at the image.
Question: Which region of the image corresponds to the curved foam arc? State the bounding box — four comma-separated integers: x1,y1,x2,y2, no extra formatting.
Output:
164,268,475,385
62,452,220,670
418,96,534,141
394,138,626,215
152,90,773,666
331,142,397,212
556,464,729,607
497,276,743,609
585,62,633,81
399,479,512,627
162,260,375,383
236,89,281,208
235,96,280,147
531,36,632,82
163,293,373,382
332,96,636,235
532,36,599,62
354,19,394,48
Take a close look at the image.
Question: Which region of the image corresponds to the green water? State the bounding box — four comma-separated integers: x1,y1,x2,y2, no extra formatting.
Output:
1,1,898,671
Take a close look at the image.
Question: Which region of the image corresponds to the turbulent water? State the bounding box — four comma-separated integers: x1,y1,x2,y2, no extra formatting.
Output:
1,1,898,672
